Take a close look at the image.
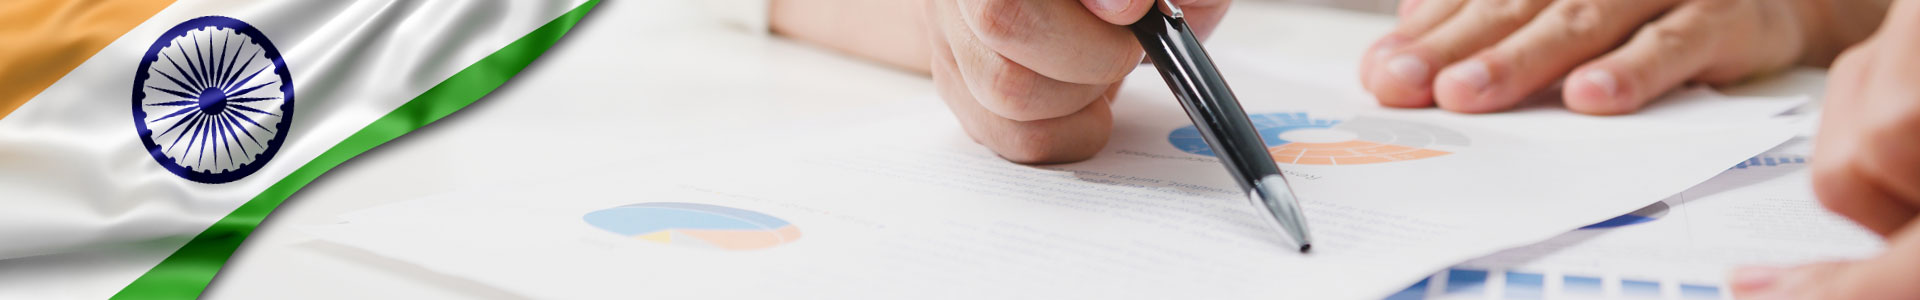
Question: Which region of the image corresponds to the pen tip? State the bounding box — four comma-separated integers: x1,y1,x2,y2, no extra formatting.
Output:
1299,244,1311,253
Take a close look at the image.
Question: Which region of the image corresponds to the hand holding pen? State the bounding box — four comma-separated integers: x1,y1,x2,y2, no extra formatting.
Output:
922,0,1232,164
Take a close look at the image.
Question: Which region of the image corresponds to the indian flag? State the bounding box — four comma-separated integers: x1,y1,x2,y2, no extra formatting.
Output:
0,0,598,298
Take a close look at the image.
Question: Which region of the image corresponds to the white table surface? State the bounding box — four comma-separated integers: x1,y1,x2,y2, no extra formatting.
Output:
202,1,1827,298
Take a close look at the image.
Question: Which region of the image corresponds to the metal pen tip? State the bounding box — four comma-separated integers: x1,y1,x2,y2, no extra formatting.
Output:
1250,175,1312,253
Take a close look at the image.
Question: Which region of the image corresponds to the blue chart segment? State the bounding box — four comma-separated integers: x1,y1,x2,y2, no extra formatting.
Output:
132,16,294,184
1385,278,1430,300
1564,275,1604,295
1169,112,1468,165
1732,155,1805,169
1504,271,1545,300
1386,267,1729,299
583,202,800,250
1580,201,1670,230
1621,280,1663,297
1446,269,1488,294
1680,284,1724,299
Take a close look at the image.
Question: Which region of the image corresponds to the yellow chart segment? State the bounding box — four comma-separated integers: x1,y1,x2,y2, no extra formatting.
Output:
1267,141,1451,165
584,202,802,251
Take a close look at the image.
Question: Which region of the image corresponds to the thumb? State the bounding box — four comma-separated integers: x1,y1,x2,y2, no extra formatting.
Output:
1730,263,1846,300
1732,219,1920,299
1080,0,1234,41
1079,0,1155,25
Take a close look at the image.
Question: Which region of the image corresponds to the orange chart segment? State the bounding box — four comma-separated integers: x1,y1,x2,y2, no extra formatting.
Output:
1268,141,1450,165
1171,112,1469,165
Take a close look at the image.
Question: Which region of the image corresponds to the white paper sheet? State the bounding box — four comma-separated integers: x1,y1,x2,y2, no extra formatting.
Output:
308,67,1803,300
1383,138,1883,300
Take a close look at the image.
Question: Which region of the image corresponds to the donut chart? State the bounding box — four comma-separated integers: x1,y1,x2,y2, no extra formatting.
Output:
1170,112,1468,165
584,203,800,250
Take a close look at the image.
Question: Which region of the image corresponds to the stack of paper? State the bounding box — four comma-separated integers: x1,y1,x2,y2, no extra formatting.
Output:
308,63,1815,299
1385,139,1884,300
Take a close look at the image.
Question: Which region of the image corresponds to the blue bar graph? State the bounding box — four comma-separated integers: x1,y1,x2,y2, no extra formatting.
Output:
1563,275,1604,296
1504,271,1545,300
1446,269,1489,295
1621,279,1663,298
1381,268,1730,300
1385,278,1429,300
1733,155,1807,169
1680,284,1723,299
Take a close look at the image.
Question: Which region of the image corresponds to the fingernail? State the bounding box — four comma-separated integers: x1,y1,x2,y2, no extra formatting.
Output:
1581,69,1619,99
1441,60,1491,93
1732,266,1786,292
1386,55,1430,85
1089,0,1129,14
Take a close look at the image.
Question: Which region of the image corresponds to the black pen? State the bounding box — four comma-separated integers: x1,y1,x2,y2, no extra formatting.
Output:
1128,1,1313,252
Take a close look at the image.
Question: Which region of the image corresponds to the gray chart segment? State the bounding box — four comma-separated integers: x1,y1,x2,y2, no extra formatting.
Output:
1332,116,1470,148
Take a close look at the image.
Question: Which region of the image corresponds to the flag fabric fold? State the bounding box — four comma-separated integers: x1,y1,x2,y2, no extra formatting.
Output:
0,0,599,298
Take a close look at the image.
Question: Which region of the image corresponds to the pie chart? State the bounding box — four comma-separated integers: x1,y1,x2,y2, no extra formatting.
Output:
1170,112,1469,165
583,202,801,250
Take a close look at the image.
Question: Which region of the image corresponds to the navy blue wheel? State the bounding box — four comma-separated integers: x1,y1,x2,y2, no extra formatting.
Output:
132,16,293,184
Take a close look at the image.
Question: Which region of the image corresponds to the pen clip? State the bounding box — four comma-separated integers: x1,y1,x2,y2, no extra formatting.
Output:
1154,0,1185,19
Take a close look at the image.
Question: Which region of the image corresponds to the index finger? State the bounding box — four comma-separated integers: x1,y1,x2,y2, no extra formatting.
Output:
1079,0,1233,28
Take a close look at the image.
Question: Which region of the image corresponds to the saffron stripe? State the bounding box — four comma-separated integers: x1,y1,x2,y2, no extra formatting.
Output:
0,0,177,120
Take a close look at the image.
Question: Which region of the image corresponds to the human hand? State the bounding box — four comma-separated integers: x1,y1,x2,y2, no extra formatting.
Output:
1359,0,1869,115
1729,2,1920,299
926,0,1229,163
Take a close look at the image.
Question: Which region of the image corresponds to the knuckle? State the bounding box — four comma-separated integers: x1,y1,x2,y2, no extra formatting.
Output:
1685,0,1740,13
1551,0,1605,38
1690,71,1743,86
1476,0,1548,26
1639,23,1703,54
977,66,1046,120
1093,50,1144,83
965,0,1030,45
992,125,1102,164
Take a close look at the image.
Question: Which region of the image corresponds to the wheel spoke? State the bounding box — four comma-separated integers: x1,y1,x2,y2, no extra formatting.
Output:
228,103,278,116
226,70,274,95
147,100,198,107
224,47,263,90
216,116,237,168
215,33,234,86
225,108,273,132
154,68,199,93
227,97,278,103
163,50,206,91
147,85,199,100
167,114,204,154
187,32,210,90
223,111,265,148
150,105,203,127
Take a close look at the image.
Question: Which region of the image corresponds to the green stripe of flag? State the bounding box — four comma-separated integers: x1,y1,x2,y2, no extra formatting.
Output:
112,1,600,298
